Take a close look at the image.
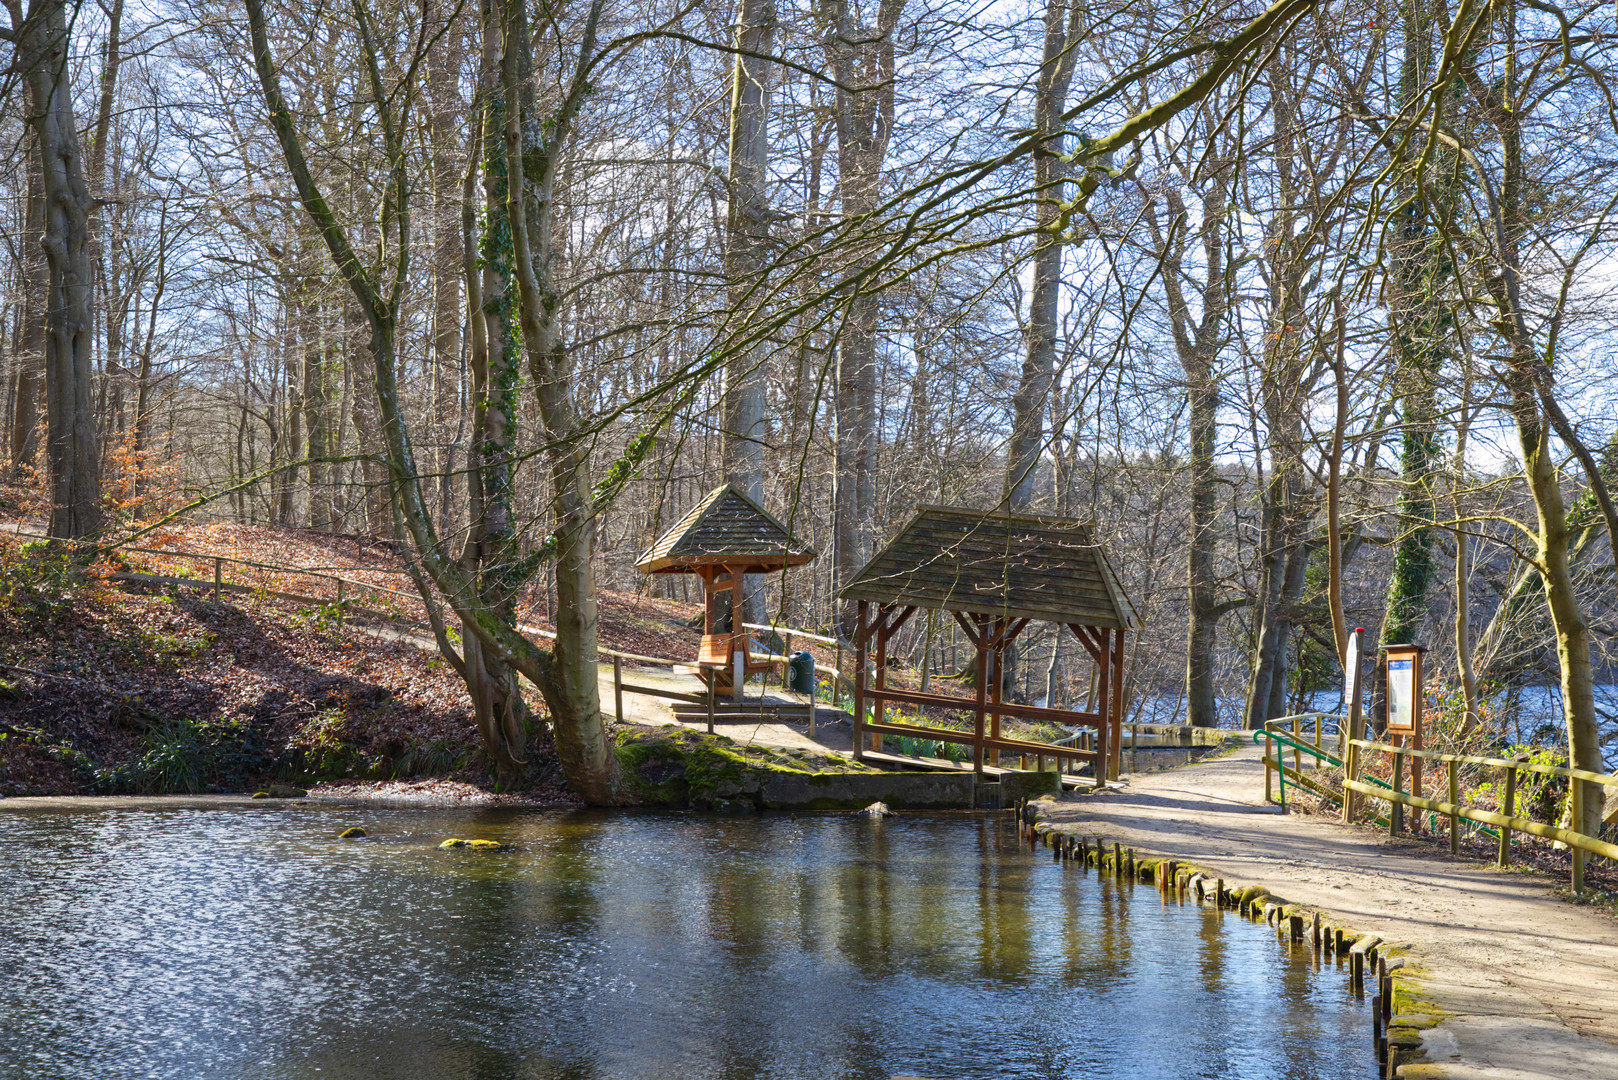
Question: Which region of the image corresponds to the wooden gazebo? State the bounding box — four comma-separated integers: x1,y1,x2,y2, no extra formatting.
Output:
635,484,816,700
839,506,1141,785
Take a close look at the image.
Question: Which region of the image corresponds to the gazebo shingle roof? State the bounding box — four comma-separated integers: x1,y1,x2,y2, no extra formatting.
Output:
635,484,816,574
839,505,1141,629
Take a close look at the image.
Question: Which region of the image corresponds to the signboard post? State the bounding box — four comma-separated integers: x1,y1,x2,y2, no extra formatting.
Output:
1343,627,1363,747
1383,643,1427,834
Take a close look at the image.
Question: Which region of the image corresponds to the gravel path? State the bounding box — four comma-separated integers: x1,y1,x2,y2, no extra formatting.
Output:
1042,742,1618,1078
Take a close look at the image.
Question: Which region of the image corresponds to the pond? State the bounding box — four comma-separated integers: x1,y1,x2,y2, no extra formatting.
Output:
0,804,1376,1080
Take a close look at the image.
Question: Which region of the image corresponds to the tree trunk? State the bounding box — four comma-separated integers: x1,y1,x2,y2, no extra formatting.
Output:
721,0,777,625
11,148,44,480
1452,5,1603,832
460,20,536,784
500,0,620,803
300,296,330,530
1005,0,1082,511
824,0,904,635
429,10,466,539
11,0,103,538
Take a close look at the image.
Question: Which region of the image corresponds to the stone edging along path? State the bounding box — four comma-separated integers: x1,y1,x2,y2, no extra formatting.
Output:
1023,743,1618,1080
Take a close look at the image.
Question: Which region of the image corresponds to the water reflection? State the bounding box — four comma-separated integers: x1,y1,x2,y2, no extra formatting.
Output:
0,806,1374,1080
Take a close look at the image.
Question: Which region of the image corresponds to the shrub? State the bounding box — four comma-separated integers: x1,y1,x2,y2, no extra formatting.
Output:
98,715,276,794
0,542,81,625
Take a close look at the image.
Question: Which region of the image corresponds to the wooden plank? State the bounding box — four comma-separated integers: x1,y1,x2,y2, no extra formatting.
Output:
862,720,1097,762
951,609,985,648
1498,766,1517,866
618,682,705,704
861,685,1104,727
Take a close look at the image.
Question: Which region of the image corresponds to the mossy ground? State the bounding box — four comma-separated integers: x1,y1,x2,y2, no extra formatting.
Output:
614,724,874,808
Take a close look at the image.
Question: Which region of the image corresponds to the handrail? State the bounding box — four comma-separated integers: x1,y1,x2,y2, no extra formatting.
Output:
1253,728,1403,829
741,621,839,646
1255,727,1345,769
1256,727,1342,812
1344,779,1618,862
1347,737,1609,893
1349,737,1618,789
101,535,858,721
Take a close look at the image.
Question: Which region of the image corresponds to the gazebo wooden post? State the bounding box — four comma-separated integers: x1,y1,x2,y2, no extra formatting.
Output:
1094,627,1112,790
853,600,869,761
729,565,746,701
697,566,715,697
972,615,988,775
988,618,1005,768
873,608,889,753
1110,628,1127,781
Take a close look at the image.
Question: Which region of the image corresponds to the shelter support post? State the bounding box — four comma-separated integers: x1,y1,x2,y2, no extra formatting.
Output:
1095,628,1112,790
1110,628,1126,781
731,567,745,702
853,600,868,761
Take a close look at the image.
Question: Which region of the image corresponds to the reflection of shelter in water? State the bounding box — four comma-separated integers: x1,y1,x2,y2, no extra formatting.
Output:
635,484,816,700
840,506,1141,784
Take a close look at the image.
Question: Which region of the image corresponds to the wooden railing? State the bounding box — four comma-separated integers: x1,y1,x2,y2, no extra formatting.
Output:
1344,738,1618,894
104,540,849,732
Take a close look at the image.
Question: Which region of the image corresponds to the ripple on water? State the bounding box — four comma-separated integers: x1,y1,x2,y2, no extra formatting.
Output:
0,806,1375,1080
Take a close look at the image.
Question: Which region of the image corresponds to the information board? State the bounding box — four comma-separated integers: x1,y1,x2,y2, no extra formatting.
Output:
1386,656,1416,733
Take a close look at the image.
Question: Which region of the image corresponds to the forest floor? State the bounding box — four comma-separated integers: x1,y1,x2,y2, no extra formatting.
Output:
1042,743,1618,1076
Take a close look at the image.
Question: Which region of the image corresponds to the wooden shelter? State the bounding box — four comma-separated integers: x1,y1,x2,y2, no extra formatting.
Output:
839,505,1141,785
635,484,816,699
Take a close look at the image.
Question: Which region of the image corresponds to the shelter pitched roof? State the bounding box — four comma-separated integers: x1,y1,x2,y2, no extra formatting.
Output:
839,505,1142,629
635,484,816,574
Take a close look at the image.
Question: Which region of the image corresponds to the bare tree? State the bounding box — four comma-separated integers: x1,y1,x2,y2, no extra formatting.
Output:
4,0,103,538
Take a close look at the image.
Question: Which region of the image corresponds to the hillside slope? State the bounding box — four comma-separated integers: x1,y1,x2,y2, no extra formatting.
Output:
0,522,710,799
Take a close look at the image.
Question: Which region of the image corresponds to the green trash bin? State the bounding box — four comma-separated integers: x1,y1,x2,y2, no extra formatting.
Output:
787,651,815,695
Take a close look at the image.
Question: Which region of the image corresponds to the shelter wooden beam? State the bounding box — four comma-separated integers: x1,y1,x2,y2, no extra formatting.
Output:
951,609,986,648
860,685,1103,727
862,719,1098,763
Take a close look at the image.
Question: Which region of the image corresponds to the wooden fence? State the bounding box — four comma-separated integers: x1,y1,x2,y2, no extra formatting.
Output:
105,541,855,732
1343,737,1618,894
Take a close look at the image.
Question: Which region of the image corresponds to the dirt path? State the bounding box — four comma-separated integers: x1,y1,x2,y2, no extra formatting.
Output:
1042,743,1618,1078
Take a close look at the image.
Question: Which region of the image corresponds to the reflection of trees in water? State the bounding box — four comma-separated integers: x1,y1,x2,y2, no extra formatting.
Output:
972,816,1033,979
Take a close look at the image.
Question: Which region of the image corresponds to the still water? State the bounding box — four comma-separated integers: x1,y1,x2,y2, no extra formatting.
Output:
0,805,1374,1080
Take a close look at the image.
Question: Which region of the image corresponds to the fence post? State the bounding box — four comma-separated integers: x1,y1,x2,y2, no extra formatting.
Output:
1572,778,1585,895
1292,715,1301,775
834,640,843,708
1498,766,1517,867
1448,759,1460,855
213,558,222,601
335,579,345,629
1264,728,1274,804
613,654,624,723
1390,748,1405,837
1342,739,1360,824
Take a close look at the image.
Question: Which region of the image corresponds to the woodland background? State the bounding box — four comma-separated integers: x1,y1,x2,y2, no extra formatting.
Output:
3,0,1615,798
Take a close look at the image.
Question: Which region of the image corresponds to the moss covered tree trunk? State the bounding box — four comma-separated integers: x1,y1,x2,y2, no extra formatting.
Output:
499,0,621,804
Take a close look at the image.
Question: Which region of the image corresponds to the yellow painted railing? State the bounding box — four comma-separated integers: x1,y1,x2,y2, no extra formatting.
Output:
1344,738,1618,894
